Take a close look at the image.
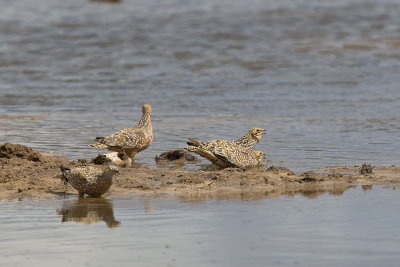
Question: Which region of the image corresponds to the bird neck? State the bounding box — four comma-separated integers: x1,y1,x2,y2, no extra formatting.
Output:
103,172,115,180
137,113,151,128
235,133,258,149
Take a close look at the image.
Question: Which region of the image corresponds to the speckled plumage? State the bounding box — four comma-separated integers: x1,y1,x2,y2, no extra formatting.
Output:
91,104,153,166
184,145,265,169
187,127,266,152
183,127,266,169
60,165,119,197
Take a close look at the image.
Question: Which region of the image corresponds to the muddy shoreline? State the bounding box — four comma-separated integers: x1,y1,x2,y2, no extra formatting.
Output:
1,143,399,199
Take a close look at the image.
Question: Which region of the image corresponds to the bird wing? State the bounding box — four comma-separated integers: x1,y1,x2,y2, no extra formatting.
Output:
183,145,217,162
183,145,233,168
212,144,254,169
199,139,229,150
102,128,147,148
191,140,236,167
212,146,238,167
70,167,102,185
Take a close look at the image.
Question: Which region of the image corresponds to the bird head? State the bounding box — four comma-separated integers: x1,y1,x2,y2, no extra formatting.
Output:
104,165,119,175
142,104,152,114
249,127,266,141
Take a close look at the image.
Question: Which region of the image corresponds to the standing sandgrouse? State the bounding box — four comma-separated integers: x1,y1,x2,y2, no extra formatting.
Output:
183,127,266,169
91,104,153,166
60,165,119,197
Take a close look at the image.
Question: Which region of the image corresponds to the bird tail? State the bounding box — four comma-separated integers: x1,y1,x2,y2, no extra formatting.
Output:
183,146,227,168
90,143,108,148
187,138,202,147
182,146,209,158
182,145,197,152
91,137,109,148
59,166,71,185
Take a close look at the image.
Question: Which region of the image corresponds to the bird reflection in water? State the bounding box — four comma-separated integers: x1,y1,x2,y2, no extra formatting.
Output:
57,198,120,228
362,184,373,191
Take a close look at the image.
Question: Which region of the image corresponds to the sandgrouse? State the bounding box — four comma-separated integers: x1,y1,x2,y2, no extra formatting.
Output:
60,165,119,197
183,127,266,169
91,104,153,166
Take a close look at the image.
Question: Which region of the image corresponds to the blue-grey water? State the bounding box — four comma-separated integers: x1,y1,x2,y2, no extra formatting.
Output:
0,0,399,171
1,186,400,267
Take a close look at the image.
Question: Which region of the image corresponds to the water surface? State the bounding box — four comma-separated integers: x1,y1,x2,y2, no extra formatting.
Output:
0,0,400,171
1,186,400,267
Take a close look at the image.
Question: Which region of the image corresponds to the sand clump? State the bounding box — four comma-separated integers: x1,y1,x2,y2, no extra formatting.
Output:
0,143,400,199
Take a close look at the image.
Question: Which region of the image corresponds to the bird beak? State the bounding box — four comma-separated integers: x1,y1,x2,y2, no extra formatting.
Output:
261,129,267,134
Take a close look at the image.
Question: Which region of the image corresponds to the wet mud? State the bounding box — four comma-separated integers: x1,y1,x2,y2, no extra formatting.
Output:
1,143,399,199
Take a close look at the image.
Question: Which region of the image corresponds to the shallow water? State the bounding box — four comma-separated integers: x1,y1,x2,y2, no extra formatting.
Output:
1,186,400,267
0,0,400,171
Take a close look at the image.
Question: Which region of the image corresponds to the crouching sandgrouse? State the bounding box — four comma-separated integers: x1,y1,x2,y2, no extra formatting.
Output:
183,127,266,169
60,165,119,197
91,104,153,166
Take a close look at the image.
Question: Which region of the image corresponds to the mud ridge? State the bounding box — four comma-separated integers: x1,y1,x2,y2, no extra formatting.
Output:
1,143,399,199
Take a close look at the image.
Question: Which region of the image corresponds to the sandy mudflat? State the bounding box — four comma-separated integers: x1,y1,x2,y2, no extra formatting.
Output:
1,143,399,199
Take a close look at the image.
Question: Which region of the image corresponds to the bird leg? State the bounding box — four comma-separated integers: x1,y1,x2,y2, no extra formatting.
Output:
126,157,132,167
121,148,131,166
123,148,136,167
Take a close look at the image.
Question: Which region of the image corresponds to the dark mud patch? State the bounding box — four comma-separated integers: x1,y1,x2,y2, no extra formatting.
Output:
155,149,198,162
91,154,113,165
0,143,43,162
360,163,374,175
